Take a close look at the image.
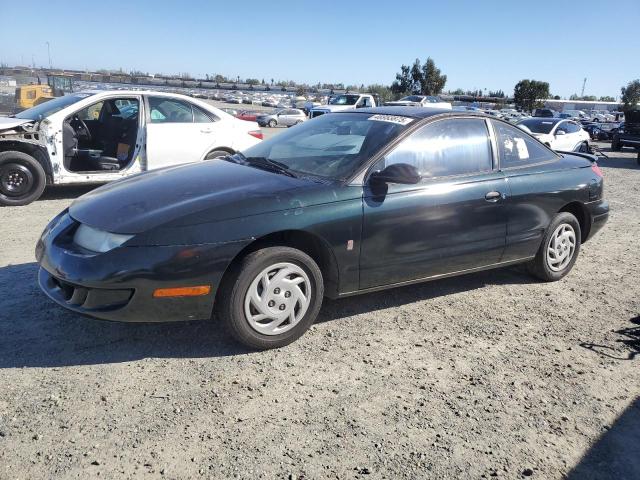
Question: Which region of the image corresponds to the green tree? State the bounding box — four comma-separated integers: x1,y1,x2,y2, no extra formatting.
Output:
420,58,447,95
245,78,260,85
391,57,447,97
366,84,394,103
513,79,550,111
599,96,615,102
621,79,640,109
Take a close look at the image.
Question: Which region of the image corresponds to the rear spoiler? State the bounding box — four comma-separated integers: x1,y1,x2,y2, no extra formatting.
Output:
556,150,598,163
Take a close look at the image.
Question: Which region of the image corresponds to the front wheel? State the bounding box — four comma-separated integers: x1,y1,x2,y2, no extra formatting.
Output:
527,212,581,282
268,119,277,128
217,246,324,349
0,151,46,206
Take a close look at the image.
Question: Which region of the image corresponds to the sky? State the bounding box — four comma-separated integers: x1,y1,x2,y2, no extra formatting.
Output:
1,0,638,99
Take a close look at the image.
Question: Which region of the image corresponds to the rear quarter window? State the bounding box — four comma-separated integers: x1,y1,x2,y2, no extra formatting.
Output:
493,121,555,168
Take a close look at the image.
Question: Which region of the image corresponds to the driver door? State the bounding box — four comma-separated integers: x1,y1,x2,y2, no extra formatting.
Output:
359,118,508,289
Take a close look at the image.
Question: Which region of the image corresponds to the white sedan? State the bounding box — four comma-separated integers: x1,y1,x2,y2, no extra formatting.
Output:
0,90,262,205
516,118,590,152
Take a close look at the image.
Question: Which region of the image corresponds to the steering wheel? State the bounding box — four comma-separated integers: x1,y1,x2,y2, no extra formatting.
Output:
72,114,92,143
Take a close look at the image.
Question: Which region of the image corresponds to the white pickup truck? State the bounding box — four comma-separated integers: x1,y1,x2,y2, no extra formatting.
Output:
310,93,378,118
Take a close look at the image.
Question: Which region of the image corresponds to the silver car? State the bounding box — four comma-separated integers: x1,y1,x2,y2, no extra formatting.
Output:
257,108,307,128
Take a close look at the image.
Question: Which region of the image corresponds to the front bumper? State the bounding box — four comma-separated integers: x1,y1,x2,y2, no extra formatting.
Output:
36,212,249,323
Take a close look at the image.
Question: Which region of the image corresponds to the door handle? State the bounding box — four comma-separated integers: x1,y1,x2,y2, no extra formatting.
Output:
485,191,503,202
200,128,212,133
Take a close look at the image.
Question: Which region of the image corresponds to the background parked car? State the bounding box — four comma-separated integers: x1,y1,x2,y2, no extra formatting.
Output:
532,108,558,118
517,118,590,152
256,108,307,127
0,91,263,206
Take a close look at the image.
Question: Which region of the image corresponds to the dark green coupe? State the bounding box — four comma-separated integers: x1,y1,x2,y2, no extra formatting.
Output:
36,108,609,349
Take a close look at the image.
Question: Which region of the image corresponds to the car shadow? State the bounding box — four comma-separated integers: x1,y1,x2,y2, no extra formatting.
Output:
579,316,640,361
0,262,536,369
591,146,640,170
566,397,640,480
39,184,101,201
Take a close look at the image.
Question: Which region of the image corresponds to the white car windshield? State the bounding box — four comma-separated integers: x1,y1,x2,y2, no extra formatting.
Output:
518,118,559,134
328,95,359,105
13,93,95,120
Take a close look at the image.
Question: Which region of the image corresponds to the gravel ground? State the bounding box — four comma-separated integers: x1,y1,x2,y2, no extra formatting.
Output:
0,143,638,479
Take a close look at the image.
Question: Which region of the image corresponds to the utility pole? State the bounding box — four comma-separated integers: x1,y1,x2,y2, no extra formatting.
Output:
580,77,587,97
46,41,51,69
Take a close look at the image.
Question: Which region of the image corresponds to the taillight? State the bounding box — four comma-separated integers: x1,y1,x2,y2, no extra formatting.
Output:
591,164,603,177
249,130,263,140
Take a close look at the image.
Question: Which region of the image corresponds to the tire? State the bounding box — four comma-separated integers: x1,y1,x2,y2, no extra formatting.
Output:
527,212,581,282
268,119,277,128
577,142,590,153
217,246,324,350
205,150,231,160
611,139,621,151
0,151,46,206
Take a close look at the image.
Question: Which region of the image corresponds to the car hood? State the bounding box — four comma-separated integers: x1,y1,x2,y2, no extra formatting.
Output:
0,117,35,131
69,160,325,234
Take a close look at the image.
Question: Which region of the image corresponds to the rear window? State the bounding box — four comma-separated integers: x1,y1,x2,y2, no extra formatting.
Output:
493,121,555,168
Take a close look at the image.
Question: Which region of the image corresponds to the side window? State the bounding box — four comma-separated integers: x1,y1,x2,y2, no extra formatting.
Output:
78,101,104,120
383,118,493,178
555,122,569,134
193,104,216,123
493,121,554,168
565,122,580,133
148,97,193,123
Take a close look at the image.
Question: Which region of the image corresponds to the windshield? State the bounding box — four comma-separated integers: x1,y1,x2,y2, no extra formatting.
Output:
14,93,94,120
517,118,559,134
400,96,425,102
239,112,413,180
328,95,359,106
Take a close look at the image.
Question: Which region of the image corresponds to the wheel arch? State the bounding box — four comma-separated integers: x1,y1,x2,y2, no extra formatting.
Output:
215,229,340,305
558,201,590,242
0,141,53,183
202,146,235,160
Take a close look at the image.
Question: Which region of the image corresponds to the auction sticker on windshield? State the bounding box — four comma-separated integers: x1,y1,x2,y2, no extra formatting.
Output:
368,114,413,125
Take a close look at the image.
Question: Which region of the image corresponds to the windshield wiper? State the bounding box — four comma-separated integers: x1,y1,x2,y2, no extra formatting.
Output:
234,153,298,178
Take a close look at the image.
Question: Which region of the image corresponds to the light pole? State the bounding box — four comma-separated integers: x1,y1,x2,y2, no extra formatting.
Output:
46,41,51,69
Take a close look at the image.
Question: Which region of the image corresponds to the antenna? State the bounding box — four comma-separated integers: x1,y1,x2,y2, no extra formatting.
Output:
581,78,587,97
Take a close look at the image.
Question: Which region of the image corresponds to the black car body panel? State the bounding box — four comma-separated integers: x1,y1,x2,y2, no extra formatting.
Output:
37,109,609,323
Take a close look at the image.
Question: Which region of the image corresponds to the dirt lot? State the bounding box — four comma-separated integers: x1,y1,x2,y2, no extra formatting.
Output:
0,143,638,479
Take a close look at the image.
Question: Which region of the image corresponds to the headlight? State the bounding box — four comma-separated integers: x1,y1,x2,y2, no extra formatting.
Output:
73,224,133,253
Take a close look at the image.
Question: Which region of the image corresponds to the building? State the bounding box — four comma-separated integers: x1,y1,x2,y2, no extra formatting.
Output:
543,99,621,113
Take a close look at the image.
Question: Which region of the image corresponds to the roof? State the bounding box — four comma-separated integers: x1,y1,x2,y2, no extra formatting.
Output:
339,106,484,119
79,89,195,98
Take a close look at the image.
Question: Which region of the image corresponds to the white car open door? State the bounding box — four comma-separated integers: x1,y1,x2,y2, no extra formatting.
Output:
145,96,220,169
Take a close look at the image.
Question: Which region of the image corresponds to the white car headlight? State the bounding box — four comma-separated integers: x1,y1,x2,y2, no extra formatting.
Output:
73,224,133,253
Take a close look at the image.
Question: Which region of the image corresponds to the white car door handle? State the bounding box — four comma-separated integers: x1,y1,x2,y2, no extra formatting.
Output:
200,128,212,134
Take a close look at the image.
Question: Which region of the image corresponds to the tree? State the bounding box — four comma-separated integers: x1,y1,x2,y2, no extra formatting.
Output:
391,57,447,97
513,79,550,112
421,58,447,95
366,84,394,104
599,96,615,102
621,79,640,109
296,86,305,96
245,78,260,85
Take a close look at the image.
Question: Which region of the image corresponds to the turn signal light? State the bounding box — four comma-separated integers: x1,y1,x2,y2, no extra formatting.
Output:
249,130,263,140
153,285,211,298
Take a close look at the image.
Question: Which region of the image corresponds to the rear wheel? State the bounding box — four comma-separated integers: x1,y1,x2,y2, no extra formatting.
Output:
217,246,324,349
527,212,581,282
205,150,232,160
0,151,46,206
577,142,590,153
268,119,277,128
611,138,621,151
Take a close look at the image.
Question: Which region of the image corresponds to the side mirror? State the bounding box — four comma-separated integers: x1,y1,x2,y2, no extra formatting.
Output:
555,130,566,136
369,163,421,185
